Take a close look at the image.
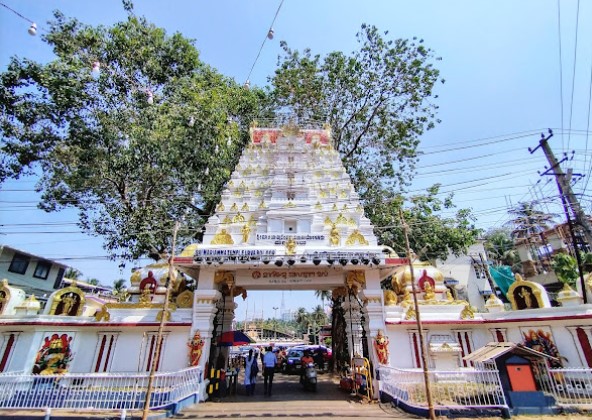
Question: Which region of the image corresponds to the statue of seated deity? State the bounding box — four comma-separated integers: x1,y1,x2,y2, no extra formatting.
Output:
423,283,436,301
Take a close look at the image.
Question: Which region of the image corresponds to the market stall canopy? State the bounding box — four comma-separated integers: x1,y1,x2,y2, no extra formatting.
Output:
218,330,254,347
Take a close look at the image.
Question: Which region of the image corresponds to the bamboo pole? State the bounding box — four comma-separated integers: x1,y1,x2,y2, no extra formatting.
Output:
399,209,436,420
142,220,179,420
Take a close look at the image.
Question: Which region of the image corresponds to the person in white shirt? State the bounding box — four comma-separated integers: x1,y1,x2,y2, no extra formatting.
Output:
262,346,277,396
244,349,258,396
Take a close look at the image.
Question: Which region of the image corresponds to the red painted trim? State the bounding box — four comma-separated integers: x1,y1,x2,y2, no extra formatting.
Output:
103,335,114,372
412,333,420,368
385,258,408,265
172,257,194,264
146,336,155,372
576,328,592,368
95,335,106,372
0,334,15,372
464,332,472,354
0,321,191,327
387,313,592,325
457,332,467,367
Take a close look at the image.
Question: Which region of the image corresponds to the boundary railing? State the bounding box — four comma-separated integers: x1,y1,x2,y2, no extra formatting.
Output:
378,366,508,414
540,367,592,406
0,366,202,411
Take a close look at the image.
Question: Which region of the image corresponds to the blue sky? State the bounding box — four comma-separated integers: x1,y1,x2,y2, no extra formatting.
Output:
1,0,591,319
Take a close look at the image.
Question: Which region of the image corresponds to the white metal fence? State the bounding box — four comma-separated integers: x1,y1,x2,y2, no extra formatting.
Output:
540,368,592,406
0,366,202,411
378,366,508,412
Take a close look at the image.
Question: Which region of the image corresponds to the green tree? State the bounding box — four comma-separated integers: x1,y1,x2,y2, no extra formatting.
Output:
0,2,265,262
112,278,129,302
484,227,517,266
552,253,578,288
270,24,442,195
64,268,83,280
86,278,99,286
270,25,480,264
113,278,127,293
506,202,556,242
295,307,310,335
582,252,592,273
315,290,331,312
367,184,481,262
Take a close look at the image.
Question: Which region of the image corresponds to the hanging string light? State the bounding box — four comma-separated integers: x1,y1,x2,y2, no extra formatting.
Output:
244,0,284,87
91,61,101,78
146,89,154,105
1,2,40,36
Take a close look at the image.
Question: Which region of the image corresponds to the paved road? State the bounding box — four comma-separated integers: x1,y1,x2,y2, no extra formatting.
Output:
174,371,418,419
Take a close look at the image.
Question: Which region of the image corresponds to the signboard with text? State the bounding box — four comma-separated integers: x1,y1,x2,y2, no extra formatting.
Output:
235,268,344,289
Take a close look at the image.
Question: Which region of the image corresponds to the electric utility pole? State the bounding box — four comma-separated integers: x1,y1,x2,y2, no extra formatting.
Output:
529,130,592,246
529,130,590,303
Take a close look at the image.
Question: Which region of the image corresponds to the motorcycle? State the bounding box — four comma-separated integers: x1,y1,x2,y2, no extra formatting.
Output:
300,362,317,391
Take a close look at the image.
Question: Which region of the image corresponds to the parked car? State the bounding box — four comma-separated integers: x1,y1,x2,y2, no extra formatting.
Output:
281,348,305,374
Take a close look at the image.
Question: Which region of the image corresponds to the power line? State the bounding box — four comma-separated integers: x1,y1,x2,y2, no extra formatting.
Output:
0,1,34,23
557,0,565,150
567,0,581,151
244,0,284,86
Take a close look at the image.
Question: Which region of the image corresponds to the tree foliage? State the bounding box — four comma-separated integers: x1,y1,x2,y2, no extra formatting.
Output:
484,227,518,267
64,268,83,279
506,202,557,241
0,5,265,262
552,253,579,288
366,184,481,262
270,25,479,262
269,24,442,194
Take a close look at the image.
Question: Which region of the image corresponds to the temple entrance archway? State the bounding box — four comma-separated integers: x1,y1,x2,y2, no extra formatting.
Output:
171,122,408,400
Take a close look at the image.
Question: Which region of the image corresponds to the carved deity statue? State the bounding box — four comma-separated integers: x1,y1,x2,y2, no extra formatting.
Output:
59,294,76,315
423,282,436,301
373,330,390,365
285,236,296,255
241,223,251,243
519,286,533,309
187,331,205,366
329,224,340,246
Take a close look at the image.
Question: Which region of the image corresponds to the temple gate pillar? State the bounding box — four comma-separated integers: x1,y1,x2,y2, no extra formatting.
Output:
191,268,220,371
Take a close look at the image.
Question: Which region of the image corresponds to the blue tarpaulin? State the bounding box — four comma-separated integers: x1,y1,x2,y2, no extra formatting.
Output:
489,265,515,296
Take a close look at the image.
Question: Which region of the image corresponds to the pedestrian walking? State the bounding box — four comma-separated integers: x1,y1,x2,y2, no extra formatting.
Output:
262,346,276,396
244,349,258,395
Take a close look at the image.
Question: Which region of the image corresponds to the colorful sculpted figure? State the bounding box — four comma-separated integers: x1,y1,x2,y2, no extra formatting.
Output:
373,329,390,365
33,333,73,375
523,329,563,368
188,331,205,366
